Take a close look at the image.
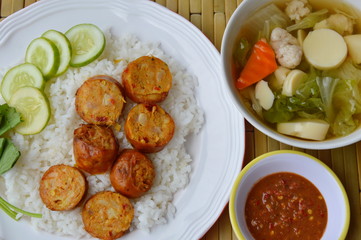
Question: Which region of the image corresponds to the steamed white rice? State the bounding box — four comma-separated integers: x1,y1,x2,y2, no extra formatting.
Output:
0,29,204,238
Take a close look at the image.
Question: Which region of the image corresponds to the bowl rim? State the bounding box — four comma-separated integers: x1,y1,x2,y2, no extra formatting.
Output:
220,0,361,150
229,150,350,240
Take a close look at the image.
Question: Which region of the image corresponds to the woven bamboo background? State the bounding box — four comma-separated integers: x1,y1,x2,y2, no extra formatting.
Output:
1,0,361,239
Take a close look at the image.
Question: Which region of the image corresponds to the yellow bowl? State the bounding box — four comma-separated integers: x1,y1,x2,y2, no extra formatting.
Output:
229,150,350,240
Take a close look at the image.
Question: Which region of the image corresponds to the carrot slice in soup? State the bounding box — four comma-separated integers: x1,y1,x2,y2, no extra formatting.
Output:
236,39,277,90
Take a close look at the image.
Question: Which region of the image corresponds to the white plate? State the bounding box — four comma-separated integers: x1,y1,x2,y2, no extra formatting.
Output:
0,0,245,240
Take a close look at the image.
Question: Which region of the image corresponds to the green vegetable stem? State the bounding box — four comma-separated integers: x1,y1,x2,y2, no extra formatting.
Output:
0,196,42,220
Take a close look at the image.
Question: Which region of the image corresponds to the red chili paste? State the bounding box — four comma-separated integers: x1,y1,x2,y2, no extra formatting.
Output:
245,172,327,240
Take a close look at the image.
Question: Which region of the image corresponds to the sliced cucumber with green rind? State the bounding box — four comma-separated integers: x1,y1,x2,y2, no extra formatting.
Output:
9,86,50,135
1,63,45,103
25,37,60,79
65,23,105,67
42,30,72,77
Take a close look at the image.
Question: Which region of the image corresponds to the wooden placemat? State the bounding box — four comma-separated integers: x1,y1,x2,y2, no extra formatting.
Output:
1,0,361,239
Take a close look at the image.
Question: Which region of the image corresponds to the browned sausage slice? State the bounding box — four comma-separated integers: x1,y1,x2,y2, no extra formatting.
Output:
73,124,119,175
124,103,175,153
39,164,87,211
82,191,134,240
110,149,155,198
122,56,172,103
75,75,125,127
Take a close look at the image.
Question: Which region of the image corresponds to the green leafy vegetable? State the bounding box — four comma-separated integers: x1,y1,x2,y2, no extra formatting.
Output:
242,3,290,42
0,197,42,220
0,139,21,175
323,58,361,80
263,94,295,123
294,68,320,99
320,59,361,136
0,138,6,156
263,68,325,123
286,9,329,32
263,93,324,123
0,104,22,136
332,79,361,136
259,12,291,41
316,76,339,121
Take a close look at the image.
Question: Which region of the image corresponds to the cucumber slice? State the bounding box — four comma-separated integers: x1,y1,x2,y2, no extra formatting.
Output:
1,63,45,103
9,87,50,135
65,23,105,67
25,37,60,79
42,30,72,77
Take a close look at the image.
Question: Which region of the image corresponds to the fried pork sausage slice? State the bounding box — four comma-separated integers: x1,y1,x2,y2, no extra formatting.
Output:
122,56,172,103
74,124,119,175
39,164,87,211
82,191,134,240
124,103,175,153
110,149,155,198
75,75,125,127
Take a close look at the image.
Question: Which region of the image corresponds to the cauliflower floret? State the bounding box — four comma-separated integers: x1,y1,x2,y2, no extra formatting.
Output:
314,13,354,36
270,27,303,69
285,0,312,21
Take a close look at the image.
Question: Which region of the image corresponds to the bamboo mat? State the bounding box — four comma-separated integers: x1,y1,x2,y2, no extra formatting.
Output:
1,0,361,240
